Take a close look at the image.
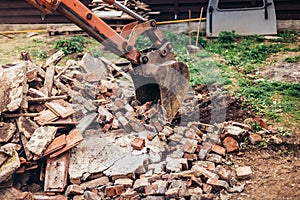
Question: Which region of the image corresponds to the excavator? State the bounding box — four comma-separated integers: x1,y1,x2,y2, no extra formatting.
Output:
24,0,190,122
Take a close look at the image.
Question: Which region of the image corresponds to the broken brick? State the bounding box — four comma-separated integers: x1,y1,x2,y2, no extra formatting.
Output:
80,176,109,190
45,99,75,118
184,139,198,154
43,134,66,157
184,153,198,161
131,138,145,151
211,144,226,157
215,165,231,180
236,166,252,179
105,185,124,197
50,129,83,158
249,133,262,145
222,136,239,153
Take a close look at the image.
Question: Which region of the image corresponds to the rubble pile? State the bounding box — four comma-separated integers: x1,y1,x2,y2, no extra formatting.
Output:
0,50,269,199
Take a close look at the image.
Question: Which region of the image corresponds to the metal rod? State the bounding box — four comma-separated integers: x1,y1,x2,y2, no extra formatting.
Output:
113,1,146,22
195,7,204,47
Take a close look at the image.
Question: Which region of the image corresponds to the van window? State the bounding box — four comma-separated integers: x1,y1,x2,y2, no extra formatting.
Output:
218,0,264,10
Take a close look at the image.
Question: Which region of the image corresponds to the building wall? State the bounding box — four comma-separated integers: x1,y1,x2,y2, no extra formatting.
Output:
0,0,299,24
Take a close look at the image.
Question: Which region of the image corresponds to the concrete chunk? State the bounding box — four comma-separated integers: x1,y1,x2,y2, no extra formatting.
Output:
0,122,16,143
0,148,20,183
236,166,252,179
0,62,27,114
26,126,58,157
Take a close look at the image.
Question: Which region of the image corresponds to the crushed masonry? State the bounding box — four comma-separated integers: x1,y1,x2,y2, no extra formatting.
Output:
0,48,273,199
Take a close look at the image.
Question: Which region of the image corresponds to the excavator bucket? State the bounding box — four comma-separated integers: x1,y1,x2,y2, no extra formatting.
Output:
130,61,190,122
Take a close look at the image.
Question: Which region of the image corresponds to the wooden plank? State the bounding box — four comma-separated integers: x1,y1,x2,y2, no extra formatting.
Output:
43,66,55,97
45,99,75,118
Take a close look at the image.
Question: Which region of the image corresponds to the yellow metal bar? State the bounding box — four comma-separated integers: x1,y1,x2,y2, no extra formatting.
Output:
157,17,206,25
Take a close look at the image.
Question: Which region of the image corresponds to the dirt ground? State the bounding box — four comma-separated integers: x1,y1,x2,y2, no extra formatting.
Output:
0,33,299,199
259,51,300,83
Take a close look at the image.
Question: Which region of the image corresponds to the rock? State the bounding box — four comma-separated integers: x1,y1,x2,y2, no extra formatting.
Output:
249,133,262,145
0,122,16,143
211,144,226,157
26,126,58,157
0,148,20,183
222,137,239,153
187,45,201,54
236,166,252,179
80,176,109,190
165,188,185,199
131,137,146,150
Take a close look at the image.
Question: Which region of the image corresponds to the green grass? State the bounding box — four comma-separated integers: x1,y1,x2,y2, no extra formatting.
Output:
285,55,300,63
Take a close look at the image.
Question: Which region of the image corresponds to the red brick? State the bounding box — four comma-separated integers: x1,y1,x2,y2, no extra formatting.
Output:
114,185,125,195
144,184,159,195
249,133,262,145
222,136,239,153
215,165,231,180
184,153,198,161
44,134,66,156
211,144,226,156
50,129,83,158
184,139,198,153
105,186,116,197
131,138,145,150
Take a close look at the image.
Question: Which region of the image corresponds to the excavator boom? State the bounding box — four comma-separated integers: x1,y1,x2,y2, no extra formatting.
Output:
24,0,190,122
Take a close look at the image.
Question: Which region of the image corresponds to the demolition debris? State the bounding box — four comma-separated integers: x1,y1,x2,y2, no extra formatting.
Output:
0,50,273,199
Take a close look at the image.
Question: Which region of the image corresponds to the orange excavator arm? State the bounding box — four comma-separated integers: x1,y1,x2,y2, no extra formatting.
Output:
24,0,190,122
25,0,163,65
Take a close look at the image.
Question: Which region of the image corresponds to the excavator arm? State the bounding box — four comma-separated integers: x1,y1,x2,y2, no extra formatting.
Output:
24,0,190,122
